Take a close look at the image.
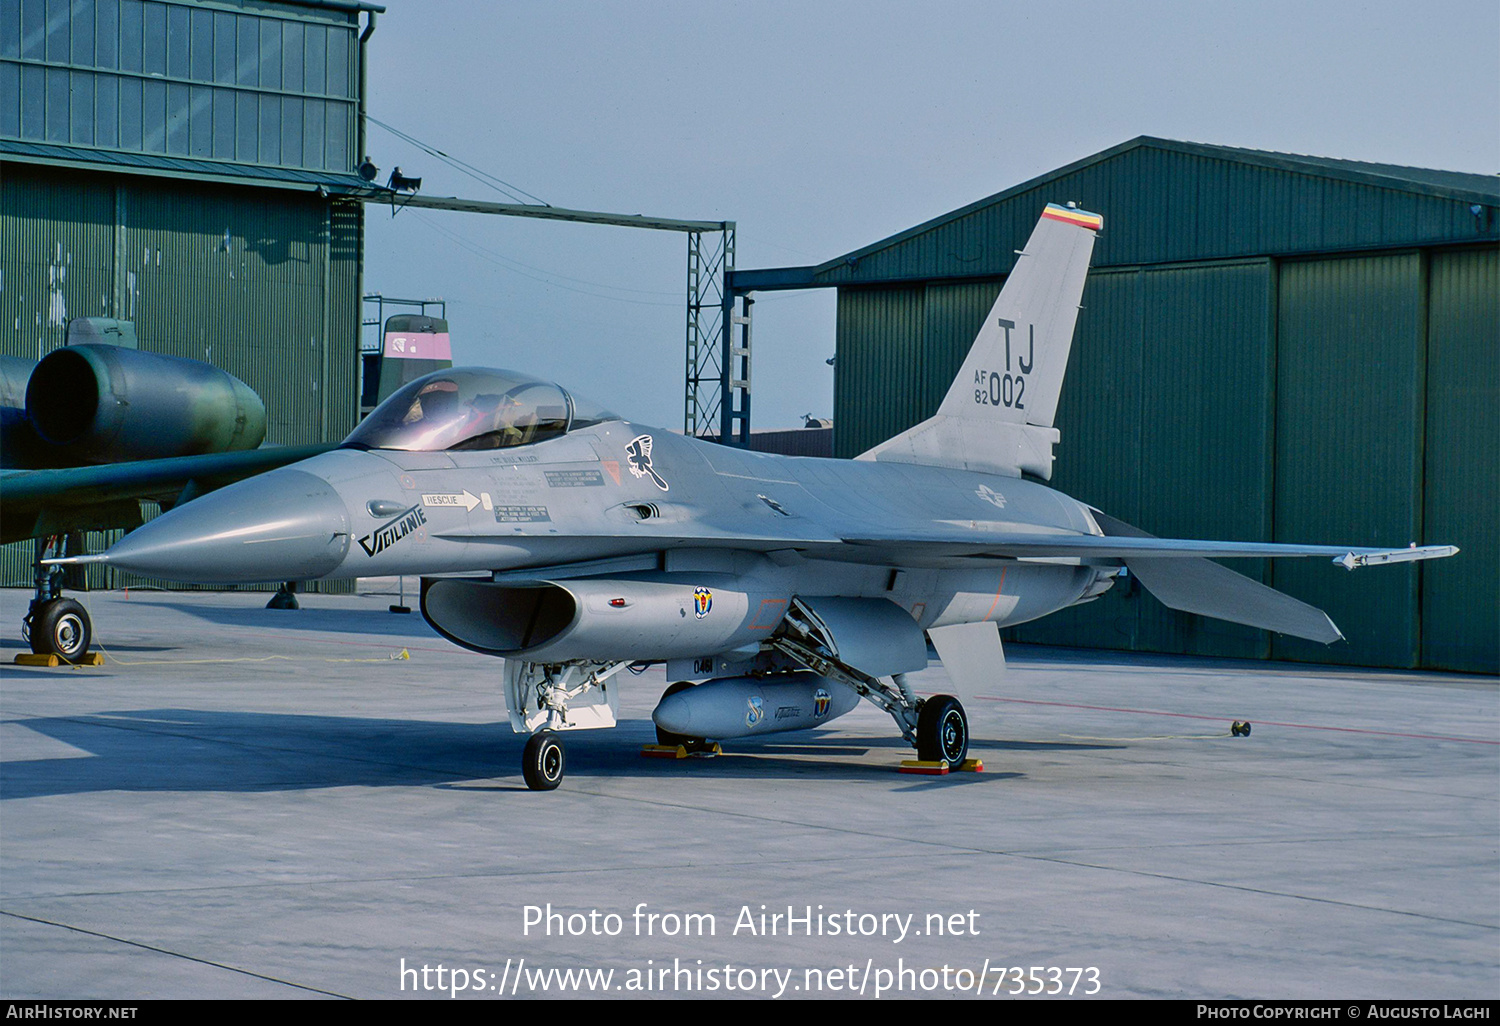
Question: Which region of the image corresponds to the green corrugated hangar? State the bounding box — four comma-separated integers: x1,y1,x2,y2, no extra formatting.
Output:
1,0,379,588
735,137,1498,673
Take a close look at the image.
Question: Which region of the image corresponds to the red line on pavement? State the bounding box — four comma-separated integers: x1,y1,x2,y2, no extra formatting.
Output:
972,696,1497,745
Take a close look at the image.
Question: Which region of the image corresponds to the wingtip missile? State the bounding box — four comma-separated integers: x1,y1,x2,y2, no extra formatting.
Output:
1334,545,1460,571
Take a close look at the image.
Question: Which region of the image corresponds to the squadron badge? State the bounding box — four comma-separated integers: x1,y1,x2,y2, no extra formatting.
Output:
625,435,669,491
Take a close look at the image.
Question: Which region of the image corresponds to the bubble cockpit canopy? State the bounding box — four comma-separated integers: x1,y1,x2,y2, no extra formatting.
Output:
342,368,620,452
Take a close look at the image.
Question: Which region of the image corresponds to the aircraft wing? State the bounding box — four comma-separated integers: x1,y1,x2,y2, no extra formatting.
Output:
837,532,1458,568
1,444,335,545
429,523,1456,574
843,512,1454,644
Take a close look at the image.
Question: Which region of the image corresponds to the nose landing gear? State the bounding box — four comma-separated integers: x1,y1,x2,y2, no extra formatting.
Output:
24,535,94,662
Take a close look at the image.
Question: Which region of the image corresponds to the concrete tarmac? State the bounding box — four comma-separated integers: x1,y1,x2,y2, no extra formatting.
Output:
1,587,1495,999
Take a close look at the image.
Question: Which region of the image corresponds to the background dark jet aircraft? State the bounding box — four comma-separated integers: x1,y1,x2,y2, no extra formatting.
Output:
3,316,451,660
67,206,1456,789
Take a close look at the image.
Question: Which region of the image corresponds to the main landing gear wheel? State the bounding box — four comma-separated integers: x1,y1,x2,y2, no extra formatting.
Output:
917,694,969,770
29,598,92,661
522,731,566,791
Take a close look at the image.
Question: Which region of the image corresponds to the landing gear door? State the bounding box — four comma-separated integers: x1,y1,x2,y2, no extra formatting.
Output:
795,597,928,678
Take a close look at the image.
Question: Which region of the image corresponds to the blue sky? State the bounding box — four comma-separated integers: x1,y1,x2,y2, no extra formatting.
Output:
363,0,1499,429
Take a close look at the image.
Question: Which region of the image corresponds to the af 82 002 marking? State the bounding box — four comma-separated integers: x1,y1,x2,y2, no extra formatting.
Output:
975,367,1027,410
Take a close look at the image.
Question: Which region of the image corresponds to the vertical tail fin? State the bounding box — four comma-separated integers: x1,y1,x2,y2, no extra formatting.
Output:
362,315,454,415
858,203,1101,479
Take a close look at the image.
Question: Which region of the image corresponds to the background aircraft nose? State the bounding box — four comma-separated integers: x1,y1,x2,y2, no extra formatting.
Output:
99,469,352,583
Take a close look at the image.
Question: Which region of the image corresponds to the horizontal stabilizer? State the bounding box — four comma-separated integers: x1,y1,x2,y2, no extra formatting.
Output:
1090,510,1342,644
1126,555,1344,643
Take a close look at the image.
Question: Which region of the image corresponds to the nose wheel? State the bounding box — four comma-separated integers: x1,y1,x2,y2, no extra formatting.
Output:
916,694,969,770
522,731,566,790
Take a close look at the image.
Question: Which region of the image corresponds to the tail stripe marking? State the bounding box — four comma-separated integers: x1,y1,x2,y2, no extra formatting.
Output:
1041,203,1103,231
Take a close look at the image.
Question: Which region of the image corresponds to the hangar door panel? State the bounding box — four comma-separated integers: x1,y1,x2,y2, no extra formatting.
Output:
1136,260,1274,659
1272,254,1423,667
833,287,924,458
1422,247,1499,673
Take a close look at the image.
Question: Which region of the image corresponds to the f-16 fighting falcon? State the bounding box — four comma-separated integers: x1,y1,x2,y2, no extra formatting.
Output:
59,204,1457,789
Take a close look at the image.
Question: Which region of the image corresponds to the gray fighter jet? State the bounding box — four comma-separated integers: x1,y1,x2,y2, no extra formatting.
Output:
61,204,1456,789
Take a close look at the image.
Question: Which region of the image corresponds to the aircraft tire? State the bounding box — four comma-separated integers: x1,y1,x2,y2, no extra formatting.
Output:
917,694,968,769
522,731,565,791
654,680,706,747
31,598,92,661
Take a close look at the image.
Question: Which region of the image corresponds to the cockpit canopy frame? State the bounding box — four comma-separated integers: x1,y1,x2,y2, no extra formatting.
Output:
342,368,619,453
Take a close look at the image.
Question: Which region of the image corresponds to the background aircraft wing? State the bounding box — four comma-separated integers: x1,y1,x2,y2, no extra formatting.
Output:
1,444,335,545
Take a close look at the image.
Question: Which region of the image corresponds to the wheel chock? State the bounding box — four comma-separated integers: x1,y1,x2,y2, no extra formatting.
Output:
899,759,950,775
958,758,984,772
641,742,722,759
14,653,104,667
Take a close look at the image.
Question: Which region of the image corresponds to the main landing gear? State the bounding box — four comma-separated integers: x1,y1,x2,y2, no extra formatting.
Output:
769,602,972,771
916,693,970,769
24,535,94,661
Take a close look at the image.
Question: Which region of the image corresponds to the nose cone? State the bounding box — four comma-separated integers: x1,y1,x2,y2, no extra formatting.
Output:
102,469,351,583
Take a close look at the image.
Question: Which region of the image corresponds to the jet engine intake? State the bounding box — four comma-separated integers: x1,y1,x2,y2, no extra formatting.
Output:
420,576,791,662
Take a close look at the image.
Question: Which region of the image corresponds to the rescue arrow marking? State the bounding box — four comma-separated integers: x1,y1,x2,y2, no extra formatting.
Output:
422,490,480,512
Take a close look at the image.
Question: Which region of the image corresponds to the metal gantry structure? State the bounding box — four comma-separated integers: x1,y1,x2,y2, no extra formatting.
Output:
360,193,745,444
686,227,751,445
